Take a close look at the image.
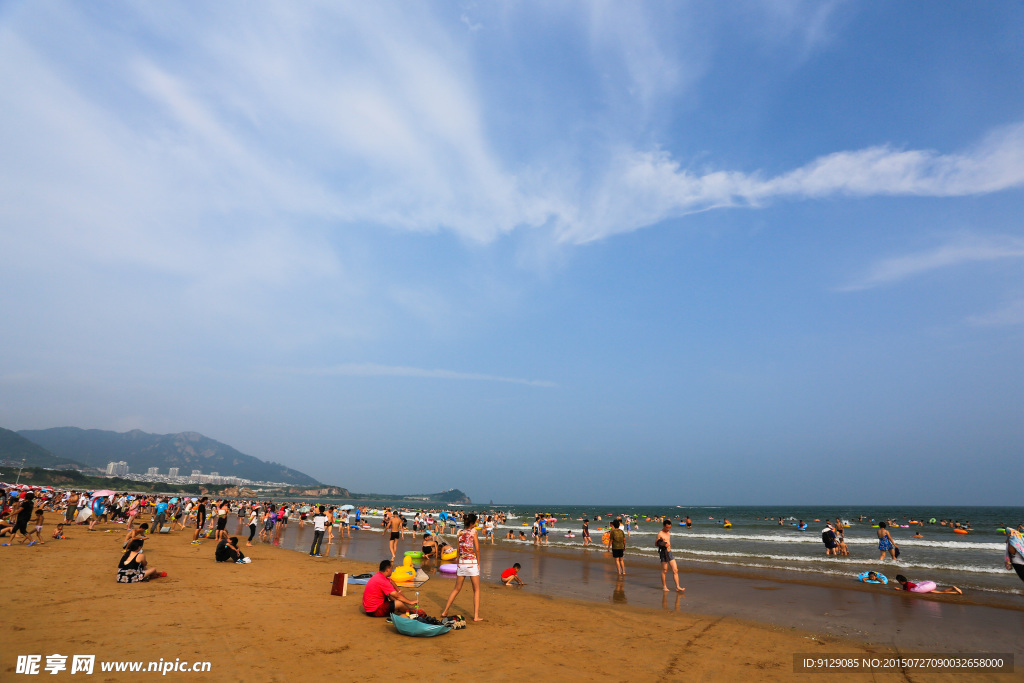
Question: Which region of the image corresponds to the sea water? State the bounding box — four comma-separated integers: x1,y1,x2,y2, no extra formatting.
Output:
259,502,1023,596
482,504,1023,596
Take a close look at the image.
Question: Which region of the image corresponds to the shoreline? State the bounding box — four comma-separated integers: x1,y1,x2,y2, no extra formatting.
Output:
2,521,1021,681
250,518,1024,656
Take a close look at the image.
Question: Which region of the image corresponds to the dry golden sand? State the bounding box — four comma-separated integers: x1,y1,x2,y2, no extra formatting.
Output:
0,523,1017,682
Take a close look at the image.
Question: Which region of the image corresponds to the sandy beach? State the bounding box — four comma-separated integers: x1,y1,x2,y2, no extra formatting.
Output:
2,521,1020,682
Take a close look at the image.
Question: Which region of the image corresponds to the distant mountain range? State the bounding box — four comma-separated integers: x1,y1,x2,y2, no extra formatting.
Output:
0,428,85,470
16,427,319,486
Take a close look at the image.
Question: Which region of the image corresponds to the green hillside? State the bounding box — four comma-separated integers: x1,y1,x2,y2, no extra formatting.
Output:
19,427,318,485
0,427,85,469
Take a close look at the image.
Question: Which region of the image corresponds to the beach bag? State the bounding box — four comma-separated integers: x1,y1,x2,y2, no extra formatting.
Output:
391,614,450,637
347,573,374,585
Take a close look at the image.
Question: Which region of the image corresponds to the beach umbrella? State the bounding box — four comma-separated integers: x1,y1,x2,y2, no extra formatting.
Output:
339,504,355,510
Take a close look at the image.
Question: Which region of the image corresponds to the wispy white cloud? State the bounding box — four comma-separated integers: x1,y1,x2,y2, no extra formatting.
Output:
287,363,557,388
556,123,1024,243
838,236,1024,292
966,299,1024,327
3,2,1021,263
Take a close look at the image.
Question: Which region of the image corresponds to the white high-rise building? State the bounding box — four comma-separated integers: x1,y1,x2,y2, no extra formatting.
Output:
147,467,159,475
168,467,179,478
105,461,129,477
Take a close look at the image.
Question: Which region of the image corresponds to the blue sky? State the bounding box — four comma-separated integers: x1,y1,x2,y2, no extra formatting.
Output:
1,2,1021,505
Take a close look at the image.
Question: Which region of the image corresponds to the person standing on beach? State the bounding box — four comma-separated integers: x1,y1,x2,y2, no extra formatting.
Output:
877,521,898,561
260,508,273,542
153,497,168,533
340,509,351,538
246,505,258,547
64,491,79,523
656,519,685,592
309,505,327,557
191,498,208,544
215,501,231,539
582,518,591,546
387,512,403,560
1005,527,1024,585
833,518,849,556
328,507,337,543
441,512,483,621
609,519,626,575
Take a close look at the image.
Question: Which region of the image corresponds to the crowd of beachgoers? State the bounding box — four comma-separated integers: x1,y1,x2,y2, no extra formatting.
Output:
3,484,1022,620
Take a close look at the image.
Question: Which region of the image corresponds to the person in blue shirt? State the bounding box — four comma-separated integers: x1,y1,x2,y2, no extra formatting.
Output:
153,497,169,532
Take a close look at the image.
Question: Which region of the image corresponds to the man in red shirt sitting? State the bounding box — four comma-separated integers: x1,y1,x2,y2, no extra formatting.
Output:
500,563,526,586
362,559,419,617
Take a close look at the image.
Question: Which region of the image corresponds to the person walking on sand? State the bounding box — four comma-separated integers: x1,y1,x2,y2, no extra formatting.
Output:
877,521,898,561
441,513,483,622
656,519,685,593
387,511,403,560
609,519,626,575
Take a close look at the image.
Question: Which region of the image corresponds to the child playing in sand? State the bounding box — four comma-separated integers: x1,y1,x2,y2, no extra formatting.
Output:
29,509,45,544
501,563,526,586
52,523,65,540
123,524,148,549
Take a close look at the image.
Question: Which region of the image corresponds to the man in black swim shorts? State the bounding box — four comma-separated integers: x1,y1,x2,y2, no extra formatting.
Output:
386,514,403,560
655,519,685,593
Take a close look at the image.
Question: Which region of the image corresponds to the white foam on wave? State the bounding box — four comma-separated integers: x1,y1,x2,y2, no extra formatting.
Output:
533,540,1009,576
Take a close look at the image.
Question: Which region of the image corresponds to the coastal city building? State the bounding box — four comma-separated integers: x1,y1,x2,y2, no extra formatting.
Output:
147,467,159,475
105,461,129,476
